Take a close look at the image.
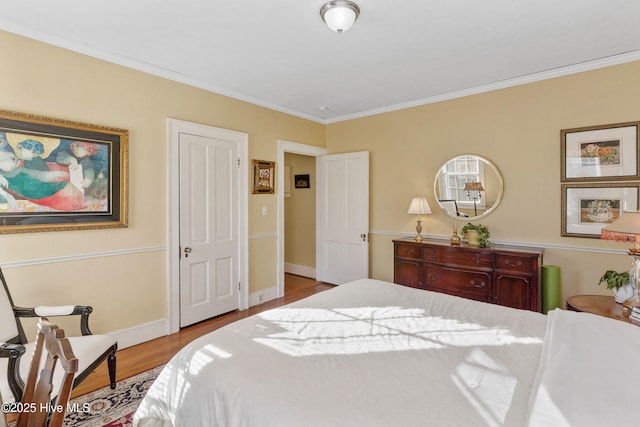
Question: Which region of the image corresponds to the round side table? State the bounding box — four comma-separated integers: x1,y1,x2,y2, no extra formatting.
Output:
566,294,639,326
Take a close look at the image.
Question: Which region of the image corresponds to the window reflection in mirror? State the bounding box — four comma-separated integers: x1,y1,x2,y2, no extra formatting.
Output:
434,155,503,220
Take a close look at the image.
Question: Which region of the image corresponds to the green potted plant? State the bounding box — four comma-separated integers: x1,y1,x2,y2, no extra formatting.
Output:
598,270,634,303
460,223,490,248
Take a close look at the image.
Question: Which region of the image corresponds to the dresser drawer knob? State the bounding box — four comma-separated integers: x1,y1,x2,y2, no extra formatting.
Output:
504,259,522,266
470,280,486,288
428,274,441,281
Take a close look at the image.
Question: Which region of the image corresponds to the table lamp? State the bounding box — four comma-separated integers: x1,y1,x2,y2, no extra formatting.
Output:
408,197,431,242
601,210,640,310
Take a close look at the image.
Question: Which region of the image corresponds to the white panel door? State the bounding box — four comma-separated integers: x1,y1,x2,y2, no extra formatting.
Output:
179,133,239,327
317,151,369,285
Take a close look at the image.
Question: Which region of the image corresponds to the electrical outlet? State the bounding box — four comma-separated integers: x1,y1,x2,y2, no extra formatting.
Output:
258,293,263,302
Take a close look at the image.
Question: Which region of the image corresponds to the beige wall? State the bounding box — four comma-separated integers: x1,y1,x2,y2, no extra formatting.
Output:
284,153,316,270
0,30,324,335
326,60,640,301
3,28,639,341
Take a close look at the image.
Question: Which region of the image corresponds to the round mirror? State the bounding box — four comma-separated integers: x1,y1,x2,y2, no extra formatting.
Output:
433,155,504,220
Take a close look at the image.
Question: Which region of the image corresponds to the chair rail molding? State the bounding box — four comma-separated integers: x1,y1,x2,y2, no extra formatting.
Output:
0,245,166,268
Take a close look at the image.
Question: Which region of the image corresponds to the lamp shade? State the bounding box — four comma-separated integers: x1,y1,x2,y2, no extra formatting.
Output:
601,210,640,309
320,1,360,33
408,197,431,215
601,211,640,243
464,182,484,192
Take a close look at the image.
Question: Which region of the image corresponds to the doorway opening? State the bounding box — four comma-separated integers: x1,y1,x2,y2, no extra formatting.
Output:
283,152,318,295
276,140,327,298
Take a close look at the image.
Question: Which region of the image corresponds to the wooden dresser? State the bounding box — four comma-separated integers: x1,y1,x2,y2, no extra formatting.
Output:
393,238,544,312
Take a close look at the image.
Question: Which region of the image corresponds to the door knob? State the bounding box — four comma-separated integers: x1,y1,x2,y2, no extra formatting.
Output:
184,247,192,258
360,233,367,242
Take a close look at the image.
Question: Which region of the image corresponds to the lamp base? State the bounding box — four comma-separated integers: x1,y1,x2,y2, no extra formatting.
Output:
623,250,640,313
415,219,423,242
622,297,640,312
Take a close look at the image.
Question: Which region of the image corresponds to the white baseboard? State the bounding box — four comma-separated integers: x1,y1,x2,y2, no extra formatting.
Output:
108,268,315,349
108,318,169,350
249,285,278,307
284,263,316,279
109,286,281,349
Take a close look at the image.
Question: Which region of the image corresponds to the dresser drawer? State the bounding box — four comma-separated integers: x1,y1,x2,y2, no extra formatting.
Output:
424,266,490,298
395,243,421,260
423,246,493,268
394,258,422,288
495,254,534,273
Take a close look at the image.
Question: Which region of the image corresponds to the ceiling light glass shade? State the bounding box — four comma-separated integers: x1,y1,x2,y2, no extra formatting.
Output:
320,1,360,33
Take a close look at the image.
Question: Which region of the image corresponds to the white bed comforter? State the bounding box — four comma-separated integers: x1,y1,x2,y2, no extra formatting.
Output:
527,308,640,427
133,279,640,427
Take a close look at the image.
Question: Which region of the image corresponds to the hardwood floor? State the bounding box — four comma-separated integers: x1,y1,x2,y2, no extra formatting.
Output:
71,274,333,398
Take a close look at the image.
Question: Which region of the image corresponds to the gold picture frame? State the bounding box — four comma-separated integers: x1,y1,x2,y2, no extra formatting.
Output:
561,121,640,182
561,182,639,238
0,109,128,233
252,159,275,194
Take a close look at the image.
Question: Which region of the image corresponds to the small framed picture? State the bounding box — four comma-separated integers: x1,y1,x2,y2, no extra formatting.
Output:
252,160,274,194
561,182,640,238
294,174,310,189
561,121,640,182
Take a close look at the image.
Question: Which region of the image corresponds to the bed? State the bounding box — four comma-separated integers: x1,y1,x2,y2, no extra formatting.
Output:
133,279,640,427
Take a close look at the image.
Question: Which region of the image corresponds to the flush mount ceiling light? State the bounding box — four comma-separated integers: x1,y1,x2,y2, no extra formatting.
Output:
320,1,360,33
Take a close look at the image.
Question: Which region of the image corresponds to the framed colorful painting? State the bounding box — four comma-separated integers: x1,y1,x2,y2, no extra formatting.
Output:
0,109,128,233
561,121,640,182
561,183,639,238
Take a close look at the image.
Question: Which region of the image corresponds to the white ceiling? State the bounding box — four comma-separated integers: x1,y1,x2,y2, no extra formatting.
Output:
2,0,640,124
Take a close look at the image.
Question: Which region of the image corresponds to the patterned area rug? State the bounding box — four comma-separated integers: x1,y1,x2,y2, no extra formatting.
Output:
63,365,164,427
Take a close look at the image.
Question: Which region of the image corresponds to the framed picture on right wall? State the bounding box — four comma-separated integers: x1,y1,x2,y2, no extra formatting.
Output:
561,182,640,238
561,121,640,182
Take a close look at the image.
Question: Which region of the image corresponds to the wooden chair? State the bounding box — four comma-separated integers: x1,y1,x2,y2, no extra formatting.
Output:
0,267,117,404
16,318,77,427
